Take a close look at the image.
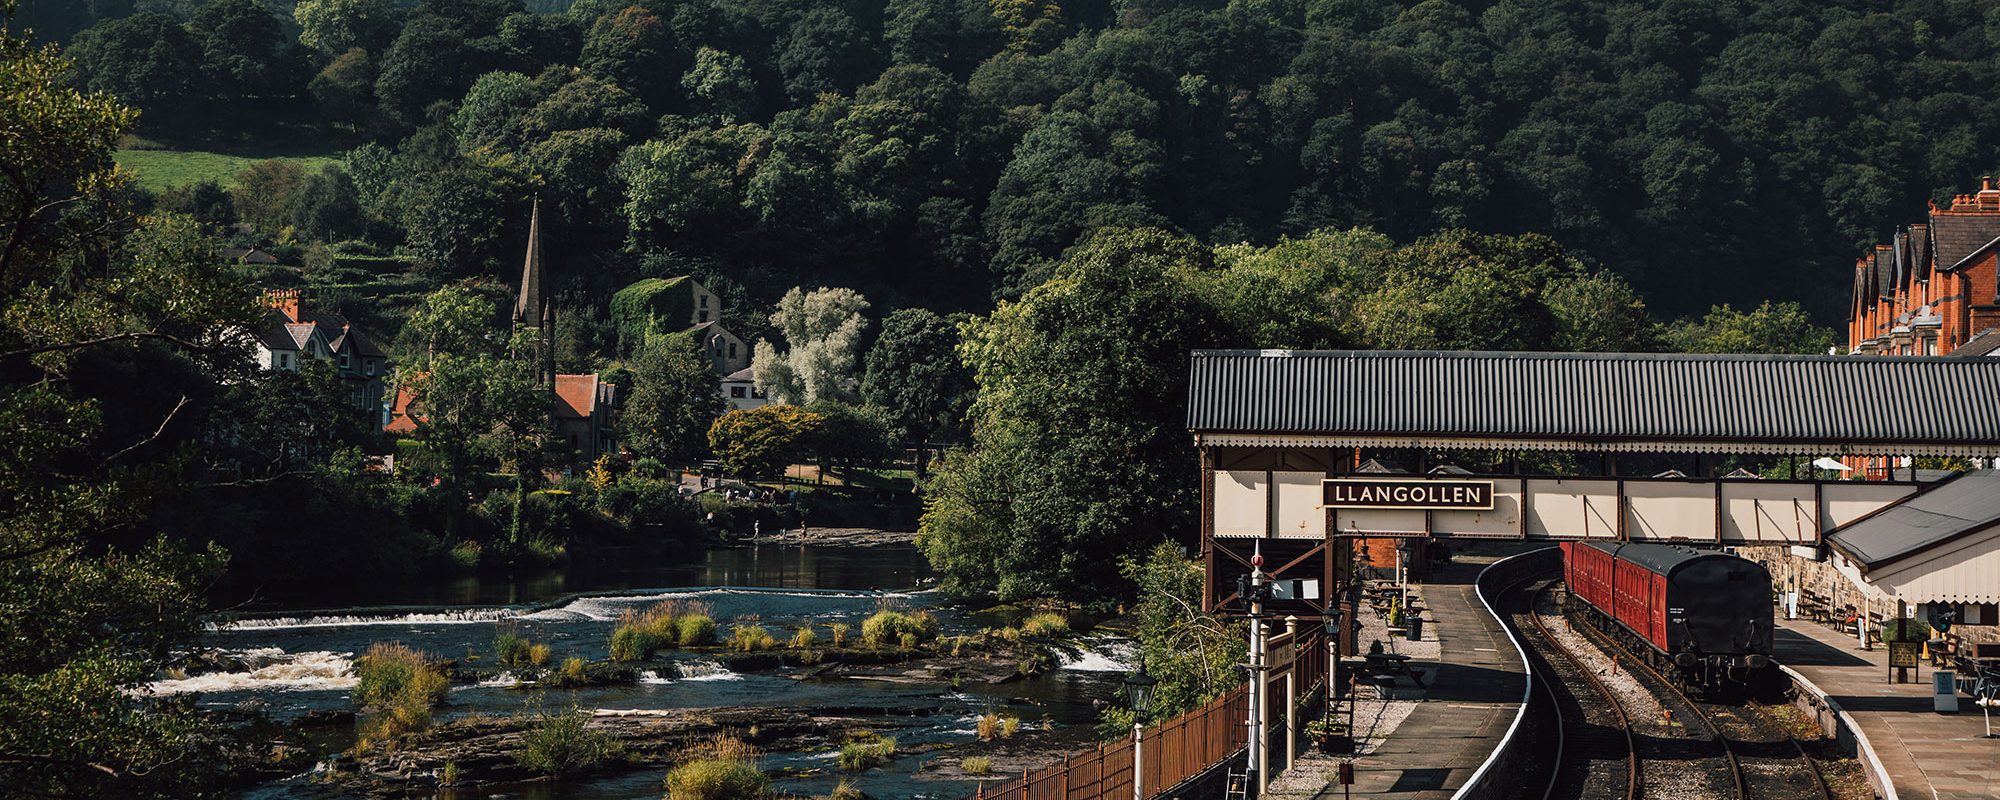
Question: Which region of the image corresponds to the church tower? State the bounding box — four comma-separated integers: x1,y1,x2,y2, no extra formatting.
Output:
514,198,555,390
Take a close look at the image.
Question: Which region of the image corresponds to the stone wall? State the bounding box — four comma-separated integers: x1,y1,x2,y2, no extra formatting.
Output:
1739,545,2000,649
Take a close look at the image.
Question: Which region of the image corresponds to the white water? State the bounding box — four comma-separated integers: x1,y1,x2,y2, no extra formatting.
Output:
213,608,517,631
638,670,673,684
1057,636,1137,672
149,649,356,694
675,659,741,681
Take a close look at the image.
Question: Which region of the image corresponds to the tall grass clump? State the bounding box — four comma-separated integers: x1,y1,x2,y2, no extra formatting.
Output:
353,643,450,746
1019,613,1070,638
961,756,993,775
860,610,937,649
663,735,766,800
494,622,535,666
610,600,717,661
790,626,817,649
515,707,622,775
827,622,850,647
837,733,896,772
728,624,776,652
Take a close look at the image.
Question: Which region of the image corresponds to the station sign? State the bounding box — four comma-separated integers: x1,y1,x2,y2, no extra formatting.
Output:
1321,478,1495,510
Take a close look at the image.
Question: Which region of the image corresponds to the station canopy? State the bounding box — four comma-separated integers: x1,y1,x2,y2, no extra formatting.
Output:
1186,349,2000,456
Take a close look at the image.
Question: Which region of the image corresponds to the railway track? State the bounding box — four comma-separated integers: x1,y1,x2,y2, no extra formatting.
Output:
1505,579,1638,800
1564,586,1834,800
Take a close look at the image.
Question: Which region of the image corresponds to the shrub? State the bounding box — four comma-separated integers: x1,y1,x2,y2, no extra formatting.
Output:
827,622,850,647
610,626,653,662
728,624,776,652
977,712,1020,741
677,614,717,646
528,643,553,667
962,756,993,775
611,600,717,660
1001,716,1020,738
446,540,482,571
1019,613,1070,638
791,627,817,649
829,779,864,800
495,625,534,666
558,657,588,685
837,734,896,772
353,643,449,745
664,736,766,800
354,643,448,709
860,610,937,649
515,707,622,775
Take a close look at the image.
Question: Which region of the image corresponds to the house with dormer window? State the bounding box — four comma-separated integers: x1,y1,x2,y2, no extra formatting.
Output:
252,289,390,417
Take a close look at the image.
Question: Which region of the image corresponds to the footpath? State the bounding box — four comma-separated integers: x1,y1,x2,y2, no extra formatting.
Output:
1265,553,1529,800
1774,617,2000,800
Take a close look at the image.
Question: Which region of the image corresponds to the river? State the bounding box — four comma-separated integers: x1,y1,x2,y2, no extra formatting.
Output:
176,542,1131,799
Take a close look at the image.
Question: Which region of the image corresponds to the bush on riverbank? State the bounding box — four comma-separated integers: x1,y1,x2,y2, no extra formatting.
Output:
664,736,766,800
515,707,622,775
860,610,936,649
1019,613,1070,639
610,600,717,661
353,643,450,746
728,624,777,652
494,623,551,667
837,733,897,772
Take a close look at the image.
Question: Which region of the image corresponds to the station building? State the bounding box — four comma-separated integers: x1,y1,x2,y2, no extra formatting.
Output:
1186,349,2000,655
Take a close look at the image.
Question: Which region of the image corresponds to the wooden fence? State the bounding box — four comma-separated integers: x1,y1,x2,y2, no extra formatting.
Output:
976,686,1249,800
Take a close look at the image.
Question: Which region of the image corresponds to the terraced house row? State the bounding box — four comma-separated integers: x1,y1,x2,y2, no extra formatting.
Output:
1849,178,2000,358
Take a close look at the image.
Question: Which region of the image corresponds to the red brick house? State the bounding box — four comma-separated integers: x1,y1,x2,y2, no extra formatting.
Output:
1849,179,2000,358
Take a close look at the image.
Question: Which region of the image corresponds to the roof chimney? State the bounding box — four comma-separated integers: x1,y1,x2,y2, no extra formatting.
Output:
265,288,301,322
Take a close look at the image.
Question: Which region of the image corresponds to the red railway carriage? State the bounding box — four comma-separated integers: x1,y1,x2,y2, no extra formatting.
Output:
1560,541,1774,686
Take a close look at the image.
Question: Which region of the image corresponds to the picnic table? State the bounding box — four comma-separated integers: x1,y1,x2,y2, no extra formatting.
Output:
1361,652,1427,689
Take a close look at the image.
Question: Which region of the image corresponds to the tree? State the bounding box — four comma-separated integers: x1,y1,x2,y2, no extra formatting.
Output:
707,405,824,479
918,228,1220,601
616,123,766,250
860,307,972,456
1114,541,1245,720
579,4,675,106
681,46,756,122
1350,231,1582,351
190,0,299,103
62,13,201,127
157,179,235,229
620,332,723,464
289,164,365,242
1665,302,1836,355
309,46,377,131
1,10,257,792
231,159,307,233
776,8,878,104
294,0,399,57
1545,271,1662,352
374,15,470,127
404,281,502,358
751,286,870,405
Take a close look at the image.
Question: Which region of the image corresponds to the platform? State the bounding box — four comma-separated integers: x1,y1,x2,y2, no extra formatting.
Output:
1265,551,1531,799
1774,616,2000,800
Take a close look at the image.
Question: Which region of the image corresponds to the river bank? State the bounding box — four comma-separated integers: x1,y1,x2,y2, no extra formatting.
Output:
176,539,1131,799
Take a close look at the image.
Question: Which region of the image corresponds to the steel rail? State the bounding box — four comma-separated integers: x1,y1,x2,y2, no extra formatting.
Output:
1524,581,1640,800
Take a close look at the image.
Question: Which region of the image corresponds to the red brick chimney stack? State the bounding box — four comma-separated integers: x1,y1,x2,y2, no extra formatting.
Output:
266,288,302,322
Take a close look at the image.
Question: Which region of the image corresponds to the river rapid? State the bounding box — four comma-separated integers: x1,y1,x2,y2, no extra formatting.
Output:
173,542,1132,799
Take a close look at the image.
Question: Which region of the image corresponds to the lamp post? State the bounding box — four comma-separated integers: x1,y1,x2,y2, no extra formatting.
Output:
1126,656,1157,800
1323,604,1343,719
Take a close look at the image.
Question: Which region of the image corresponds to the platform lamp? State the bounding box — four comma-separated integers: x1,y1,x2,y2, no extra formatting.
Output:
1126,656,1157,800
1323,603,1344,710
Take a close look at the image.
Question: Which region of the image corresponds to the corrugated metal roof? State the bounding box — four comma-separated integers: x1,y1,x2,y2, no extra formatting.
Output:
1826,471,2000,568
1186,350,2000,450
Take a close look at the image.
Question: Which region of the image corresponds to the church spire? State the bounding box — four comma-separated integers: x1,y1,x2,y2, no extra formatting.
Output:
514,197,544,326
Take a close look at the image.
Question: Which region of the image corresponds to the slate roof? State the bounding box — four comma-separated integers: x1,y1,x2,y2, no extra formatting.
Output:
1955,328,2000,357
1872,246,1894,296
1826,471,2000,568
1910,224,1931,281
1927,212,2000,271
723,366,755,382
1185,350,2000,451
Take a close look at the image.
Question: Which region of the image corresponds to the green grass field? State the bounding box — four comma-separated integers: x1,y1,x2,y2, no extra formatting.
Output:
115,147,340,192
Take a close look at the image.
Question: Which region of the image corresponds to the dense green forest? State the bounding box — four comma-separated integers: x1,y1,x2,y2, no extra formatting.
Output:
23,0,2000,321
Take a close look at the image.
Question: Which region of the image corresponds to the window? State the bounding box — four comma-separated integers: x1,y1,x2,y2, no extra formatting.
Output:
728,342,737,360
730,386,746,398
339,354,350,369
365,360,376,376
699,310,709,322
279,352,291,369
699,295,708,308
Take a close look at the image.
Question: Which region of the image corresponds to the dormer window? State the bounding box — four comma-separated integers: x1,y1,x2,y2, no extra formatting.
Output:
699,295,709,308
699,310,709,322
340,354,350,369
365,360,375,376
